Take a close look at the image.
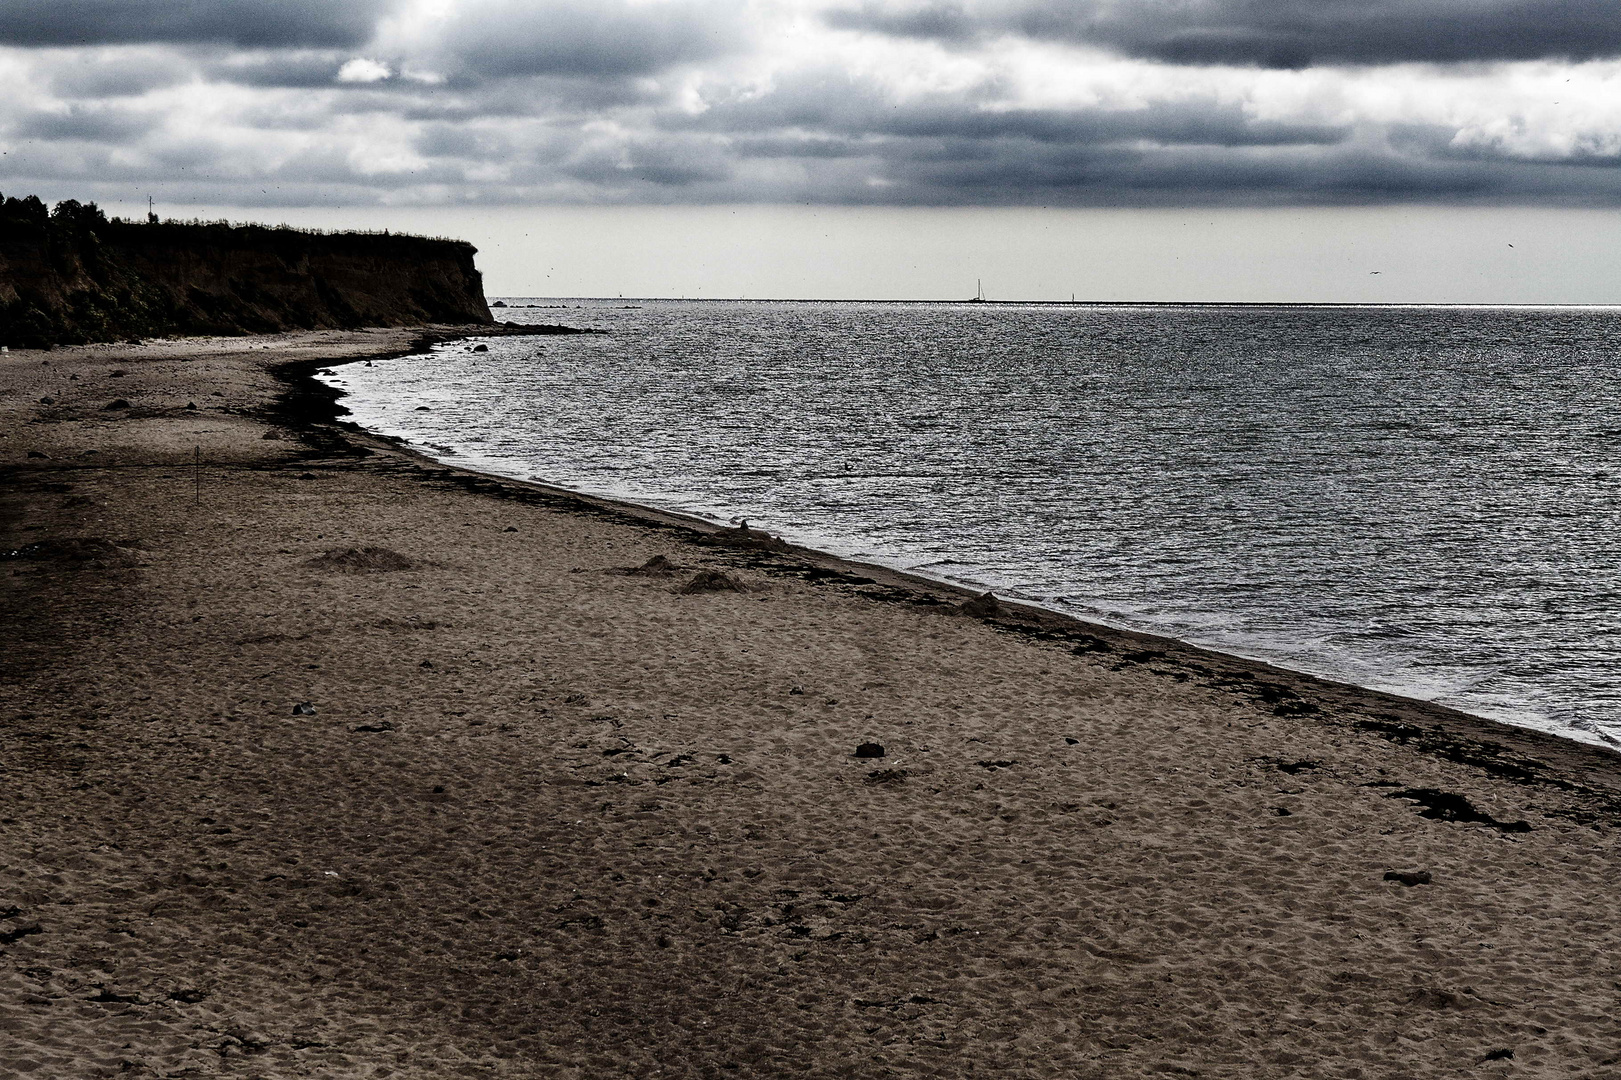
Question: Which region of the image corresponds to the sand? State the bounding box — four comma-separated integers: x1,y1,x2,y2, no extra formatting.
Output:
3,330,1621,1079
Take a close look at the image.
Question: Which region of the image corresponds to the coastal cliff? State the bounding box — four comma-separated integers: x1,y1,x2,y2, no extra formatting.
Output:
0,195,491,347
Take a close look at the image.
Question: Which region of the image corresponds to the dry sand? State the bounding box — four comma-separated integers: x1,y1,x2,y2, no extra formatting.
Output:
3,330,1620,1079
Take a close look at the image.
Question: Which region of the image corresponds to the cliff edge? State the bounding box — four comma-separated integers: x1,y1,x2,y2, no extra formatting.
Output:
0,196,492,347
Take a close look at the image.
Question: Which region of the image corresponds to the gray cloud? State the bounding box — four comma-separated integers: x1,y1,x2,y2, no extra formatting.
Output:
11,106,157,144
0,0,394,49
2,1,1619,211
46,52,189,98
415,123,513,161
830,0,1621,67
207,52,352,89
11,128,1621,210
670,70,1349,150
432,0,744,81
825,2,977,42
788,136,1621,206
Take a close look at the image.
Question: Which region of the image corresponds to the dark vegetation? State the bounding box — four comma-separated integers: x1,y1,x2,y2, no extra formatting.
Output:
0,195,492,347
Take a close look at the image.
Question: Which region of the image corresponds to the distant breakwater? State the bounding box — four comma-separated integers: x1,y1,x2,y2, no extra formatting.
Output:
0,195,492,348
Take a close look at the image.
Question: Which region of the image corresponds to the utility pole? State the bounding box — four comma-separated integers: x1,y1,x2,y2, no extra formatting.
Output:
147,195,157,225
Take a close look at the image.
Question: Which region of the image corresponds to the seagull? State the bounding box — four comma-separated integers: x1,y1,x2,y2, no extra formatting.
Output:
1369,271,1381,275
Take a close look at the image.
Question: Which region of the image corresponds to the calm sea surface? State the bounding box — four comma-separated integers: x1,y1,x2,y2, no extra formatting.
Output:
320,300,1621,749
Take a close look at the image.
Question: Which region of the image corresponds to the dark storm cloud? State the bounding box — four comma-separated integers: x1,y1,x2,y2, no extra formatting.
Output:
0,0,396,50
434,0,743,81
829,0,1621,66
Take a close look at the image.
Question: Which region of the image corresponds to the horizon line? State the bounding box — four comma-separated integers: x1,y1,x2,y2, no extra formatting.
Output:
490,297,1621,309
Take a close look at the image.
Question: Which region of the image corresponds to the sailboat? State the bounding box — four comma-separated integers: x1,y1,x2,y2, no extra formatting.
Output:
968,278,985,303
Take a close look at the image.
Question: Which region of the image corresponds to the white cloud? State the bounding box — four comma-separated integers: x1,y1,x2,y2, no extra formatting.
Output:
337,57,393,82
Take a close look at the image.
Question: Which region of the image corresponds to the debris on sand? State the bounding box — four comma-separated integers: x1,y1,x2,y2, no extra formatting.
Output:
1386,788,1531,833
350,721,395,733
303,546,416,573
678,569,747,594
291,702,317,715
697,521,790,552
865,768,908,785
855,742,885,758
103,398,131,410
958,591,1001,618
1384,869,1432,887
619,554,681,577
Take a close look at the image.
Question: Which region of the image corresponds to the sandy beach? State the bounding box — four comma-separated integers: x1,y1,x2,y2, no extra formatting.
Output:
4,329,1621,1079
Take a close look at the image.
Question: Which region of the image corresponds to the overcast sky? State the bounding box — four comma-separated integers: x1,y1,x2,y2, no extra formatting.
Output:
4,0,1621,300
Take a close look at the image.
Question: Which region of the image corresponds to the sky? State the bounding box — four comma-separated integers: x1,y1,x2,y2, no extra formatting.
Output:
3,0,1621,300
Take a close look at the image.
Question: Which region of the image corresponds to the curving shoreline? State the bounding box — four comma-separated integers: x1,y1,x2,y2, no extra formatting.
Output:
302,338,1501,737
5,329,1621,1076
322,321,1608,750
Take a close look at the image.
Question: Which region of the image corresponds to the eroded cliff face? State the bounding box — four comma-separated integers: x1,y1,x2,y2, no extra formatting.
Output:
0,197,492,347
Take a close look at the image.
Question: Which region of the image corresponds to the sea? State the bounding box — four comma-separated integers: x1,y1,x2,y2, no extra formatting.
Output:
317,300,1621,750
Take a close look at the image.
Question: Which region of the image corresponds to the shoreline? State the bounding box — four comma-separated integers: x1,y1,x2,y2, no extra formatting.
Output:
311,335,1609,760
6,328,1621,1077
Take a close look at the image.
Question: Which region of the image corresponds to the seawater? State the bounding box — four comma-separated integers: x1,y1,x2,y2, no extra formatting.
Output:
319,300,1621,749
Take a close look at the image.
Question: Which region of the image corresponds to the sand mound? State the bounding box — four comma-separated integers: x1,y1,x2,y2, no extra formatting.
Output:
678,569,748,594
303,546,417,573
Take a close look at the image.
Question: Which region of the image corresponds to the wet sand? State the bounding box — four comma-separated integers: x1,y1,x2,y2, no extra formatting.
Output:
3,329,1621,1078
